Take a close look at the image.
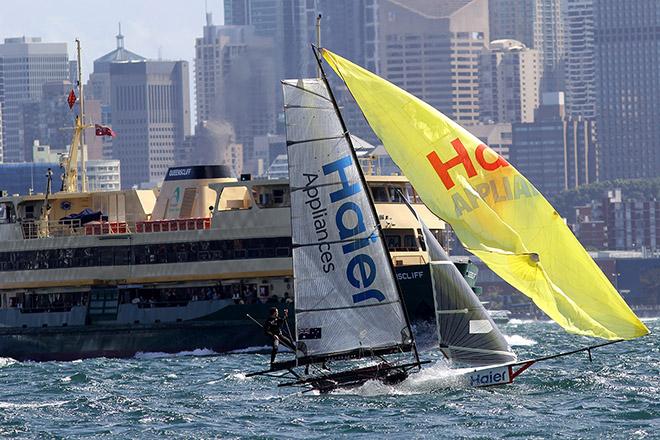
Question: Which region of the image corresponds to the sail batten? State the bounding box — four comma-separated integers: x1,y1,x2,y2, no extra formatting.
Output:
283,78,412,360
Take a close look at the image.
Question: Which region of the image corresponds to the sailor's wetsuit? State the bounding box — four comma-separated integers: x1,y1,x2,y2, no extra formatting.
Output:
264,316,293,366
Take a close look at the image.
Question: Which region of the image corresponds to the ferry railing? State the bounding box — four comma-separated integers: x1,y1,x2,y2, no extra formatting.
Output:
20,216,212,239
20,219,84,239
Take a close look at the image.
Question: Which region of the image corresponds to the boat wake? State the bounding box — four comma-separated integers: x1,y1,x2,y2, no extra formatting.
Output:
331,363,470,396
0,357,17,368
504,334,537,346
134,348,218,359
227,345,272,354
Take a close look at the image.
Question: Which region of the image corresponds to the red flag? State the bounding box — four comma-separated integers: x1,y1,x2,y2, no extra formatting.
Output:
95,124,116,137
67,89,77,109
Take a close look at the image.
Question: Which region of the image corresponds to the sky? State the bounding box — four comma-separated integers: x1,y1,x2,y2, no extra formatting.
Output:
0,0,226,121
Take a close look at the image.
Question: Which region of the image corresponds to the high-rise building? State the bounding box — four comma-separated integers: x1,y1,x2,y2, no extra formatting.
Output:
177,120,244,177
377,0,489,125
224,0,318,78
18,80,76,162
0,106,3,162
565,0,595,119
511,93,597,196
194,14,277,174
0,37,69,162
480,39,541,124
489,0,535,47
110,60,191,188
533,0,565,92
594,0,660,180
87,26,146,160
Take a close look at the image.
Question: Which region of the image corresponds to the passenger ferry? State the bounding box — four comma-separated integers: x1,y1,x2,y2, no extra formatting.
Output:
0,164,453,361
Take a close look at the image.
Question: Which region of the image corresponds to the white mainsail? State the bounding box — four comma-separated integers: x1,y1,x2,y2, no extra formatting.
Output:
283,78,412,361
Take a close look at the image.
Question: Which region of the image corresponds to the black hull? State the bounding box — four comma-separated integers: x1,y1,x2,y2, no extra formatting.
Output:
0,265,434,362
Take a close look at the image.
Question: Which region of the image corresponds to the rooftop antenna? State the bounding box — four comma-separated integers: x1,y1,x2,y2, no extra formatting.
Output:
205,0,213,26
116,22,124,49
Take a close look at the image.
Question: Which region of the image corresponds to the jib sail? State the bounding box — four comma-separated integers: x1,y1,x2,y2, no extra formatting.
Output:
401,195,516,366
425,223,516,366
283,78,412,362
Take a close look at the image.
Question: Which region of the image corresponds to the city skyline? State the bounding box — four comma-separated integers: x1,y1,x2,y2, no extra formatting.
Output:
0,0,225,95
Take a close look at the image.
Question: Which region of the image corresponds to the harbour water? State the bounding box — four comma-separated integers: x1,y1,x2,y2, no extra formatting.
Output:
0,319,657,439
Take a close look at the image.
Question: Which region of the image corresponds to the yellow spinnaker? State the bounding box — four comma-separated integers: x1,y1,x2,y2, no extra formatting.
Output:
322,49,648,340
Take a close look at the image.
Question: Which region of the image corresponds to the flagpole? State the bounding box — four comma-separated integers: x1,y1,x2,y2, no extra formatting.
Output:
76,39,88,192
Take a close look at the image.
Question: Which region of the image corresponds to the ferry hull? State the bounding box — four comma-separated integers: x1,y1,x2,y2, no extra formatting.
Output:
0,265,434,362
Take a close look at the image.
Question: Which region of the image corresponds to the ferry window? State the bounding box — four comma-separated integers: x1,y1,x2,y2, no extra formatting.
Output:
385,233,401,249
273,189,284,204
388,186,405,203
24,205,35,219
371,186,389,202
404,234,417,250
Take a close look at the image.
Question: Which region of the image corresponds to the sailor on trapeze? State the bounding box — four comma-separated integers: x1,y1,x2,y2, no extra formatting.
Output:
264,307,294,367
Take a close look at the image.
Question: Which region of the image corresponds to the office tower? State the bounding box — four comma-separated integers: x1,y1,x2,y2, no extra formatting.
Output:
19,81,76,162
110,60,191,188
87,27,146,160
177,120,244,177
376,0,489,125
224,0,318,78
595,0,660,180
489,0,535,47
194,14,277,174
0,37,69,162
480,39,541,123
0,107,3,162
511,92,596,196
87,27,146,105
565,0,595,119
533,0,565,92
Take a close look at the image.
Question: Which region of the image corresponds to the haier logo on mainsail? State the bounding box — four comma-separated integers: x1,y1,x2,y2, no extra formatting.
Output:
322,155,384,304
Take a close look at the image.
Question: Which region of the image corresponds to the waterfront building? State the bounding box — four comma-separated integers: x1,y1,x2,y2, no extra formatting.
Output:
0,163,64,196
594,0,660,180
110,60,191,188
511,92,596,196
376,0,489,125
0,37,69,163
86,160,121,192
194,15,277,174
29,141,121,192
479,39,540,124
574,189,660,252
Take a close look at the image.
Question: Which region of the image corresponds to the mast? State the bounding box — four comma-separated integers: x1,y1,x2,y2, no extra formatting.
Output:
311,46,421,366
315,15,322,77
76,39,88,192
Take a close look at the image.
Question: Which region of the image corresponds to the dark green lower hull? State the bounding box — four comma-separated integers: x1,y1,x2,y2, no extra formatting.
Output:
0,265,434,361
